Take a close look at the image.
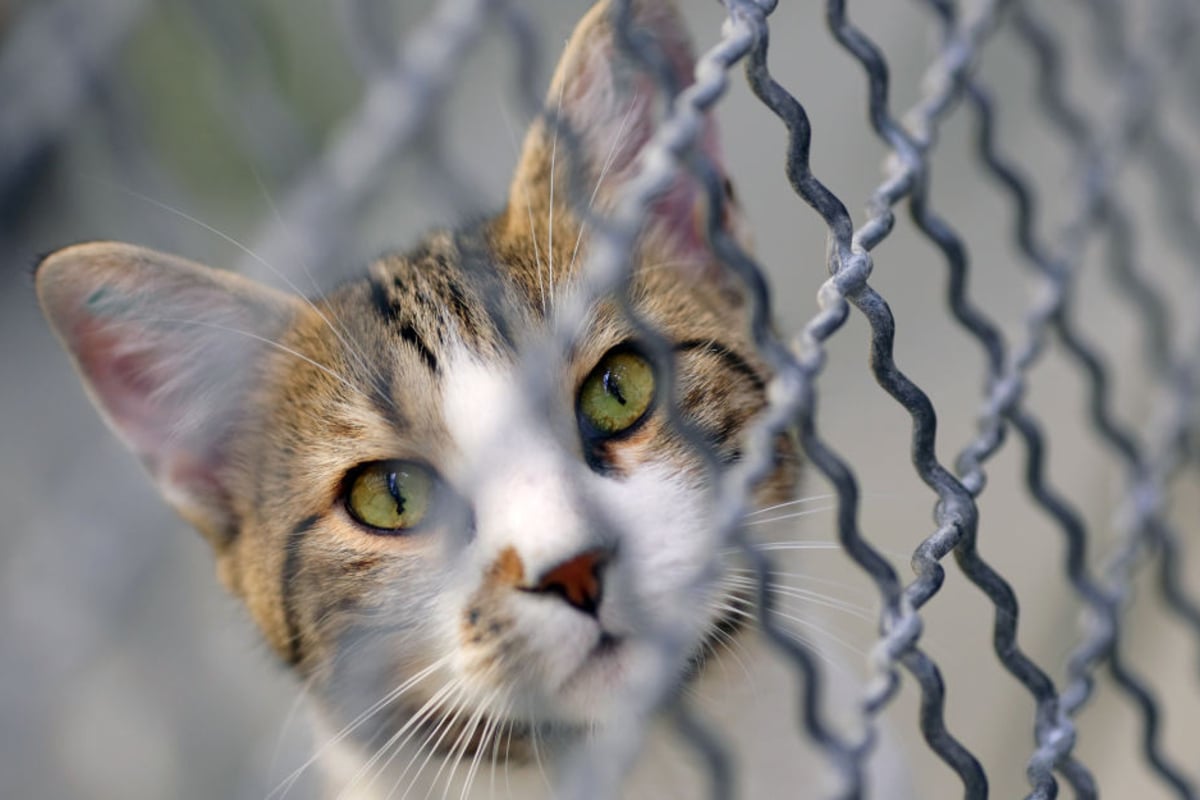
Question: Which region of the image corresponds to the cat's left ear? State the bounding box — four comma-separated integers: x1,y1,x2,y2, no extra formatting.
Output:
502,0,745,278
36,242,303,549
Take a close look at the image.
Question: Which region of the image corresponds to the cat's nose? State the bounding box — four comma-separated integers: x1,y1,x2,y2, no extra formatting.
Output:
529,547,611,617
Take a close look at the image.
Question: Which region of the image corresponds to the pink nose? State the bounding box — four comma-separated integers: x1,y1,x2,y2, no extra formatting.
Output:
530,547,610,616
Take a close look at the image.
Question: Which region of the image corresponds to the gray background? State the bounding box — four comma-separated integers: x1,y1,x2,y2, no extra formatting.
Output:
2,0,1198,797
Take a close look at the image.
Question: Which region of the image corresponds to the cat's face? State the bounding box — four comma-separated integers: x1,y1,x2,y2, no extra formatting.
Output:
36,0,794,767
237,230,793,743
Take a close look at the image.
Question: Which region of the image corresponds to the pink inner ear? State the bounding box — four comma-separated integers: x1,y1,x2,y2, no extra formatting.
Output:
566,20,732,261
649,116,730,257
70,313,231,517
630,22,733,257
70,315,177,461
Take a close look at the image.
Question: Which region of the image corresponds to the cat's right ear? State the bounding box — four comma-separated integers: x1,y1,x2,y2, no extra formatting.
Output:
36,242,303,549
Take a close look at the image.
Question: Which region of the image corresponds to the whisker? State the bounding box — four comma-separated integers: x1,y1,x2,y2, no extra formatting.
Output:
432,684,496,800
393,661,504,800
397,686,473,800
377,683,464,800
742,506,836,527
721,541,845,554
751,596,871,659
486,702,504,800
727,566,874,601
246,165,325,298
133,315,369,406
503,711,516,800
249,164,395,409
745,494,836,517
730,539,911,562
722,575,876,622
349,678,464,800
702,603,757,689
529,712,553,798
435,685,502,800
269,656,451,800
771,608,870,661
716,601,857,669
463,694,508,800
486,699,510,800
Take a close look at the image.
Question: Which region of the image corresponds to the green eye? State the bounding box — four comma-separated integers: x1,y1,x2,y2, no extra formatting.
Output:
346,461,434,532
578,348,656,437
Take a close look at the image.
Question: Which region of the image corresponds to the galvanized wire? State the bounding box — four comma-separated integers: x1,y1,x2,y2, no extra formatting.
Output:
1012,3,1200,795
737,0,988,794
1082,0,1200,648
702,0,1197,796
816,1,1091,796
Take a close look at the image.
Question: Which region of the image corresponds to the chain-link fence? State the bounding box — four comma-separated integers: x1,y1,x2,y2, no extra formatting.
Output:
3,0,1200,798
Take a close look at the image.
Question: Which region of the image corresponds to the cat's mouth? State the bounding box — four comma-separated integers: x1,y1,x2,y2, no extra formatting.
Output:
469,597,751,755
553,629,631,698
587,630,624,663
371,590,752,768
560,599,748,697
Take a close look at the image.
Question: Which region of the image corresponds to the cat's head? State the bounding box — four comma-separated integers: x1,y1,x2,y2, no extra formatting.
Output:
37,0,794,766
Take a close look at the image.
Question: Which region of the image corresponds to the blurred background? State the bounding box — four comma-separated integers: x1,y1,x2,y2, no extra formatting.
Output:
2,0,1199,797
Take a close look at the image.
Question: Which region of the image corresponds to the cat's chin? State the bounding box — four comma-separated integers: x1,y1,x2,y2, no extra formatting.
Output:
548,605,748,727
552,633,640,718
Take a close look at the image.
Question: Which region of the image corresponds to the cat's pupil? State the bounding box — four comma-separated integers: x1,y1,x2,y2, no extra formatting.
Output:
603,370,627,405
386,472,407,515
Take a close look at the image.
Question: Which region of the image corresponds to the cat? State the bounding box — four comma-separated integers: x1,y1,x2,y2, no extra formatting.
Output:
36,1,902,797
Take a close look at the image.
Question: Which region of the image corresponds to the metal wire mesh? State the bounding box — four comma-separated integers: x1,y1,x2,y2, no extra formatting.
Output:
4,0,1200,798
551,0,1200,797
